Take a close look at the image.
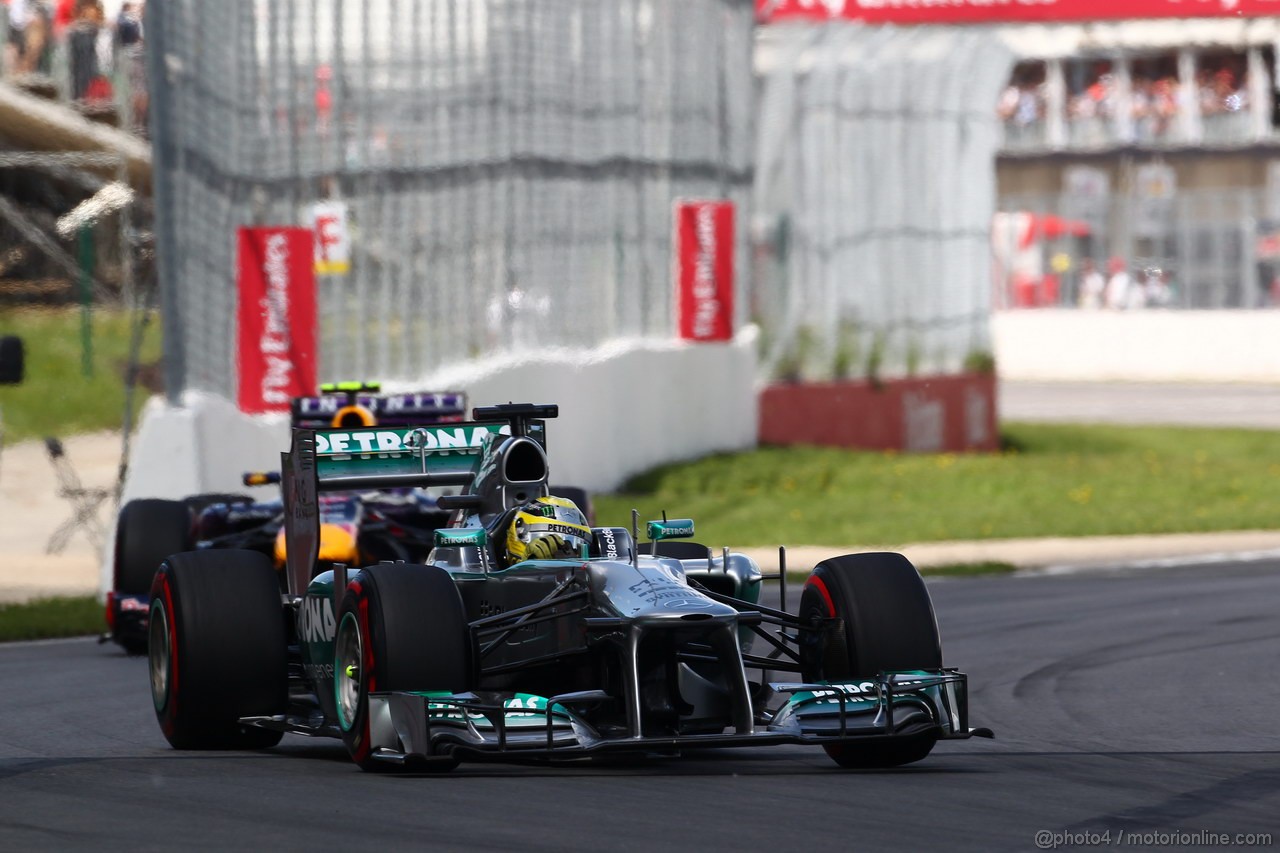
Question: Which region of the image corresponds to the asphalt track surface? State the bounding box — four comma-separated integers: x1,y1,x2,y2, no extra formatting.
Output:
2,562,1279,852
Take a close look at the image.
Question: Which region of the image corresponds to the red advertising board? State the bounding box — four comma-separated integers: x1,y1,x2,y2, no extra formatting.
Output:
236,227,317,414
674,200,735,342
758,0,1280,24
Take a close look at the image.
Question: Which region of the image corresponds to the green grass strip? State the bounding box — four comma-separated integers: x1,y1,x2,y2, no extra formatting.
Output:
918,561,1019,577
0,307,160,443
594,422,1280,547
0,596,103,643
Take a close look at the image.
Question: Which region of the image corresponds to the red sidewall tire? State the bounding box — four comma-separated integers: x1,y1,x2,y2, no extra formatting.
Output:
798,553,943,769
336,564,471,772
148,550,286,750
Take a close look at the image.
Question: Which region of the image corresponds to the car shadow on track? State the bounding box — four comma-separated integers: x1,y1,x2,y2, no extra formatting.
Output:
267,738,996,778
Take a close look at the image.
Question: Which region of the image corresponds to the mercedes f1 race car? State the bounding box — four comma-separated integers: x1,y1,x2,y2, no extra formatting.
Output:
146,403,990,770
104,386,471,653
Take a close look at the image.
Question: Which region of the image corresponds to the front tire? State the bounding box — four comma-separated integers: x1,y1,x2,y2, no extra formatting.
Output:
335,563,472,772
115,499,193,595
799,552,942,768
149,549,286,749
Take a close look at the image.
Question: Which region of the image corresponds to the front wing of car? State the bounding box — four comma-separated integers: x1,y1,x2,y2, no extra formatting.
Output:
347,671,993,766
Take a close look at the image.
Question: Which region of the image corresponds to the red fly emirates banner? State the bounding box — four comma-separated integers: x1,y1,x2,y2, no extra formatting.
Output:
674,200,735,342
758,0,1280,23
236,227,317,414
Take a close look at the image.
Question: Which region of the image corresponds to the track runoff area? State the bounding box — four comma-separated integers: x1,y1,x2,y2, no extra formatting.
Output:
0,558,1276,850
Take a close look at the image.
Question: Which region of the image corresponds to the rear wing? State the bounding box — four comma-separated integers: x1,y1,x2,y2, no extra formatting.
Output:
290,391,468,429
280,404,556,596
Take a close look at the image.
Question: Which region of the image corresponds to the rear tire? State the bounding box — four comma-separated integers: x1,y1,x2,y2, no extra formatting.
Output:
113,499,193,654
149,550,287,750
798,552,942,769
335,563,472,772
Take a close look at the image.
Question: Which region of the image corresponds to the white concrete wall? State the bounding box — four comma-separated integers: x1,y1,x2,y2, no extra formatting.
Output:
107,331,759,592
391,329,759,494
994,310,1280,382
120,331,759,502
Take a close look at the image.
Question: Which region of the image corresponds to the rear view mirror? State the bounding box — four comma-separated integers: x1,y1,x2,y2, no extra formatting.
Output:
647,519,695,541
243,471,282,486
0,336,23,385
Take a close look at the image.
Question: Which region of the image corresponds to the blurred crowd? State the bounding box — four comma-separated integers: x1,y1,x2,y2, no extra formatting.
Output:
3,0,146,130
999,52,1256,148
1076,258,1174,310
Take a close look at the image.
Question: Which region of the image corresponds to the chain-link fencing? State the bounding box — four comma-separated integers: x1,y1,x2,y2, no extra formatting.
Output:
1,4,148,136
752,24,1013,384
996,187,1280,310
146,0,754,400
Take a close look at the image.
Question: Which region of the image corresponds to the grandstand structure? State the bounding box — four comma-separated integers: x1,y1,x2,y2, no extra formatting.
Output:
761,0,1280,314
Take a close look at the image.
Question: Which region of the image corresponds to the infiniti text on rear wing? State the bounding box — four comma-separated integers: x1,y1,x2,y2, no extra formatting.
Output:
290,391,468,429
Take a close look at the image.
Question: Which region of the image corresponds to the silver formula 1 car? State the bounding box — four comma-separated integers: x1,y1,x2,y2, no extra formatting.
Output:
146,403,991,770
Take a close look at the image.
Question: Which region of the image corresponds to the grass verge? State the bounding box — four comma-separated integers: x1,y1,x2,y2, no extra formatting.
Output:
594,422,1280,547
0,596,103,643
918,561,1019,577
0,307,160,443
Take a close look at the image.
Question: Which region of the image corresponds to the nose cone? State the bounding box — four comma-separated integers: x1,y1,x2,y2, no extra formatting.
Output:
275,524,358,567
317,524,358,563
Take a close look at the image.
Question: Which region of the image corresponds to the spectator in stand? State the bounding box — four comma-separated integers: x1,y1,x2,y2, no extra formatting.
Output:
1126,271,1148,310
25,1,52,75
1067,64,1115,147
1153,77,1178,137
1104,257,1131,310
115,1,146,132
66,0,106,103
1132,78,1154,142
5,0,30,73
1143,268,1172,307
115,1,140,46
998,62,1047,147
52,0,74,35
1078,258,1105,309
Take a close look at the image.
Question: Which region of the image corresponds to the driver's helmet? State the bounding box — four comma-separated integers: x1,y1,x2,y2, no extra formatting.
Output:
504,496,591,565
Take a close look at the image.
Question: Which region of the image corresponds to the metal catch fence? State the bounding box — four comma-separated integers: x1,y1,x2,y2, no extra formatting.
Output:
752,24,1013,383
146,0,754,399
996,187,1277,310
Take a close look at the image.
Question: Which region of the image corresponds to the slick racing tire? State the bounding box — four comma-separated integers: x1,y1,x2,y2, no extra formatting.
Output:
116,499,193,595
114,499,193,654
799,552,942,769
149,550,287,750
335,563,472,773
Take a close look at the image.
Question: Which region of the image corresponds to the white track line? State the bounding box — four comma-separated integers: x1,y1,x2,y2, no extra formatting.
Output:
1028,548,1280,577
0,634,99,649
